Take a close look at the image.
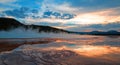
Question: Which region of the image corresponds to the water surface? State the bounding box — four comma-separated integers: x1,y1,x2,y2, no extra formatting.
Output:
0,34,120,65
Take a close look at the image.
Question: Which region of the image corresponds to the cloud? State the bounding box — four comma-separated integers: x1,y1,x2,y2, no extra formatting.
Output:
0,0,16,3
0,0,20,12
1,7,39,19
67,22,120,32
23,17,64,25
1,6,120,30
0,0,120,32
67,7,120,25
64,0,120,10
1,6,76,26
38,0,120,16
47,0,120,16
23,6,120,26
44,3,81,14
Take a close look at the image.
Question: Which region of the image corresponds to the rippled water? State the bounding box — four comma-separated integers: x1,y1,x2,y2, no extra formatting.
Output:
13,35,120,64
0,34,120,65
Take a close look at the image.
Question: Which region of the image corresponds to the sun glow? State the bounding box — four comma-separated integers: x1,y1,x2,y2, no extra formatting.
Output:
70,14,106,24
68,8,120,24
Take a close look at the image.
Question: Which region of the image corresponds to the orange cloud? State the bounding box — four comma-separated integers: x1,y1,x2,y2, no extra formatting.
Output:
69,7,120,24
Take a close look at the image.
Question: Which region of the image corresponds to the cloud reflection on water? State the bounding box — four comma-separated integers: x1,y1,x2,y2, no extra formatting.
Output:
1,35,120,65
16,44,120,63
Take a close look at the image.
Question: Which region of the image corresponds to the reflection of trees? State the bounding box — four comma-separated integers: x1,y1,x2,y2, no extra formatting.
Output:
0,18,68,33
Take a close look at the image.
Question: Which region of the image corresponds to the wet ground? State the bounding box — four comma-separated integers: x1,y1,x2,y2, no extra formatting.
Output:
0,35,120,65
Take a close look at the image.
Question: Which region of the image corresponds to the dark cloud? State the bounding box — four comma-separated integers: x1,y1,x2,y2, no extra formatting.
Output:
43,11,75,19
67,22,120,32
2,7,30,18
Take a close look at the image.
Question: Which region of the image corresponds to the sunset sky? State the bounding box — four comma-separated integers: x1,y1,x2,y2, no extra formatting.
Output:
0,0,120,32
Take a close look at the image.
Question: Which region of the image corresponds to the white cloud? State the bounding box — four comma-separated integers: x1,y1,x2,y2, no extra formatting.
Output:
1,0,119,27
67,7,120,25
36,0,81,17
0,0,20,12
46,3,81,14
0,0,16,3
24,17,67,24
23,6,120,27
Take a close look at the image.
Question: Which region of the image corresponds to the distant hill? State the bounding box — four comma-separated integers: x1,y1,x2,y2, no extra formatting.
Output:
0,17,119,36
71,30,120,35
0,18,69,33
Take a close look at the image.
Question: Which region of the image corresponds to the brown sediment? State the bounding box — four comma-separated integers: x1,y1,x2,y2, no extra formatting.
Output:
0,38,58,53
0,43,21,52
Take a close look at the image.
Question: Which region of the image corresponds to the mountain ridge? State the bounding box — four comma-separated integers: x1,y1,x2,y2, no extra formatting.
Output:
71,30,120,35
0,17,69,33
0,17,120,35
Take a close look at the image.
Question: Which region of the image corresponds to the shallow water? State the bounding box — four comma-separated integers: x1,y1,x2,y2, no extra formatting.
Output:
0,34,120,65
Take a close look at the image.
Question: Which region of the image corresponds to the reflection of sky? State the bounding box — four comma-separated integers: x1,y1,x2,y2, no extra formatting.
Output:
14,35,120,63
17,45,120,63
